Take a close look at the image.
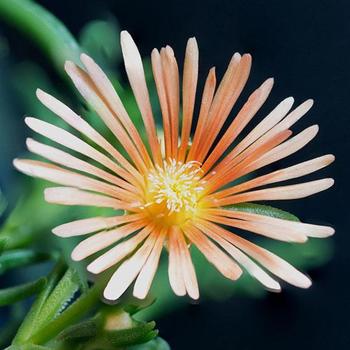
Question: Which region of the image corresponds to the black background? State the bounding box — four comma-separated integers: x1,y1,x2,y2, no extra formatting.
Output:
1,0,349,349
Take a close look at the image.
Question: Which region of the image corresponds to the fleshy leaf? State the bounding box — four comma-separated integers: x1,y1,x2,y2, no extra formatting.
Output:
0,277,46,307
57,318,98,342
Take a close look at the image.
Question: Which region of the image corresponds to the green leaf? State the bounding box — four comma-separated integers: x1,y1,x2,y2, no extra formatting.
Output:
35,268,81,329
0,190,7,217
0,277,46,307
104,321,157,347
0,250,53,274
226,202,300,221
0,0,81,73
13,262,66,344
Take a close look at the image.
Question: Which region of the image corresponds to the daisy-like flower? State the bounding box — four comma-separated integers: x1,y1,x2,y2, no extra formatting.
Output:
14,31,335,301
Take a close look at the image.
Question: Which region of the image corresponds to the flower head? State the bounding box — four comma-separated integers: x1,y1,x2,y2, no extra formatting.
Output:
14,31,335,301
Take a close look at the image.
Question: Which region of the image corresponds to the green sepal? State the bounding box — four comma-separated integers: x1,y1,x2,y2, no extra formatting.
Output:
0,277,46,307
226,202,299,221
57,318,99,342
104,321,157,347
129,337,171,350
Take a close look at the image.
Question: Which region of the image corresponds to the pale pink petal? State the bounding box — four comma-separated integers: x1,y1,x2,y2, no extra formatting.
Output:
26,138,136,193
187,67,216,161
87,225,153,274
168,226,186,296
176,227,200,299
120,31,162,165
133,229,166,299
178,38,199,161
202,78,274,173
196,221,280,291
36,89,142,185
52,213,144,237
71,220,146,261
13,159,137,203
103,232,157,301
183,224,242,280
214,154,335,199
217,178,334,206
44,187,127,209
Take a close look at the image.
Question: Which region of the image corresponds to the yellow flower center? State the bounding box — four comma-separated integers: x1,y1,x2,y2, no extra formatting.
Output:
143,160,205,226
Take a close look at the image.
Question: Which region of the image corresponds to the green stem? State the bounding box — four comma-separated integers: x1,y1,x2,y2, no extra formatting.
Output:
0,0,81,73
28,282,103,345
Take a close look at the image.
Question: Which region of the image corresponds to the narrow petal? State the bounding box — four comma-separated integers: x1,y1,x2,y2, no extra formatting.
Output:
71,220,146,261
176,227,200,299
183,224,242,280
203,209,335,238
13,159,137,203
133,228,166,299
168,226,186,296
24,117,138,185
203,214,308,242
52,213,145,237
103,232,157,301
27,138,137,193
65,61,149,172
120,31,162,165
80,53,152,166
44,187,128,209
202,78,274,173
178,38,199,161
214,154,335,199
217,178,334,206
187,67,216,161
36,89,142,185
87,225,153,274
196,220,281,291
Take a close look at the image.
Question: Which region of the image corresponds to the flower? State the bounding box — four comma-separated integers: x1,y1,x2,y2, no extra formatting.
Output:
14,31,335,301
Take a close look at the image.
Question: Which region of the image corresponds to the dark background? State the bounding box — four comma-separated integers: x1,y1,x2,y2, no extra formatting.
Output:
0,0,349,349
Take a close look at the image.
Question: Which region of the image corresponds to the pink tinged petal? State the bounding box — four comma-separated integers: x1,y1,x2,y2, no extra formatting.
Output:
187,67,216,161
13,159,137,203
26,138,136,193
133,229,166,299
247,125,320,173
71,220,146,261
151,48,172,159
24,117,136,185
168,226,186,296
44,187,128,209
204,214,308,243
196,221,280,291
52,213,145,237
80,54,152,167
36,89,142,185
175,227,200,300
120,31,162,165
220,96,295,167
183,224,242,280
205,209,335,239
160,46,180,159
64,62,149,173
215,154,335,199
178,38,199,162
217,178,334,206
103,231,158,301
196,53,252,162
202,78,274,173
87,225,153,274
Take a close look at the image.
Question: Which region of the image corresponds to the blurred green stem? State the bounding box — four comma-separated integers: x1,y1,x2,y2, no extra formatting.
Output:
0,0,81,73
